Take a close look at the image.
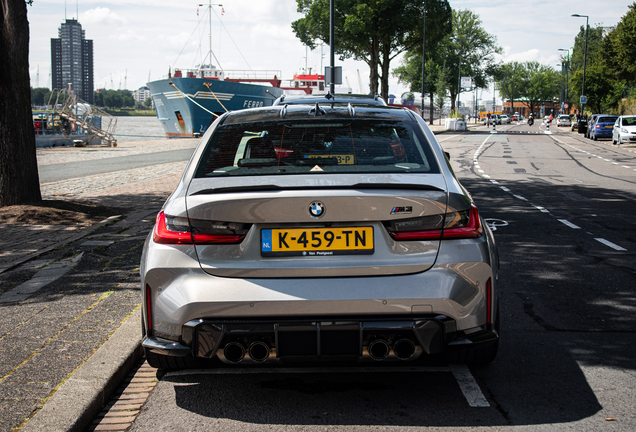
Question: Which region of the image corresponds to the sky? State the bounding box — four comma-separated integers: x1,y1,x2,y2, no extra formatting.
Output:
26,0,634,106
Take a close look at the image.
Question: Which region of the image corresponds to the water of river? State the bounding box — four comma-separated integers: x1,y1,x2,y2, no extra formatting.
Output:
111,116,167,143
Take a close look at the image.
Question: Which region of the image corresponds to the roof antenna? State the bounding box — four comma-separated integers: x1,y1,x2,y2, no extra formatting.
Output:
309,102,326,116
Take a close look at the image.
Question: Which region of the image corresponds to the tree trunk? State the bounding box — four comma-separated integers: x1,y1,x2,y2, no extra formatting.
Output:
368,38,379,95
379,44,391,101
429,93,434,125
0,0,41,206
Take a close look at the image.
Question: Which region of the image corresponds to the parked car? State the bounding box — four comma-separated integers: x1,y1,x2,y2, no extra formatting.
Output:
586,114,600,138
140,94,500,370
590,115,618,140
556,114,572,127
500,114,510,124
612,115,636,145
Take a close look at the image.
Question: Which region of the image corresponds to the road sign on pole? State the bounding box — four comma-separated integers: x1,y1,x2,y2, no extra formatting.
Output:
564,103,569,109
580,95,587,104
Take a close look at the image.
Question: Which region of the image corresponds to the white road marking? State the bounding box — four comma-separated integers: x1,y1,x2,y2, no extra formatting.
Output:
622,165,631,169
595,238,627,251
169,365,490,408
438,135,460,142
513,195,528,201
450,365,491,407
558,219,581,229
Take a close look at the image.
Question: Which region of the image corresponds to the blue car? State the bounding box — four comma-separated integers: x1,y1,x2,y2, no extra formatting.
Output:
590,115,618,140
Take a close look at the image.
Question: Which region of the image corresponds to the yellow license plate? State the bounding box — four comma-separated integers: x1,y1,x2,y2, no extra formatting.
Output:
261,227,373,256
307,154,355,164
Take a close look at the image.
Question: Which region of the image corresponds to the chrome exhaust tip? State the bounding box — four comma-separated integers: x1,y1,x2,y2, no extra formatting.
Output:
248,341,270,362
223,342,245,363
393,338,416,360
368,339,390,360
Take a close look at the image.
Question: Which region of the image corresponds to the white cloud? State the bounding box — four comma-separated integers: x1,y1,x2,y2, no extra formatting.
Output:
81,7,128,27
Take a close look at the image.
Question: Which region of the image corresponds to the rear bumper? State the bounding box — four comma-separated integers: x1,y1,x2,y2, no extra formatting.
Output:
142,316,499,364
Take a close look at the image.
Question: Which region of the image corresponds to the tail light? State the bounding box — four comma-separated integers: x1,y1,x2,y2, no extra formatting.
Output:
153,211,250,245
385,205,483,241
595,124,601,129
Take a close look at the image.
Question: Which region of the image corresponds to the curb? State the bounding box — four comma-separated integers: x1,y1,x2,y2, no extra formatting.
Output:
21,308,143,432
0,214,122,275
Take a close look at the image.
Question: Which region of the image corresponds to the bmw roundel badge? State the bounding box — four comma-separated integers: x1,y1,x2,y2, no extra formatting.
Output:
309,201,325,218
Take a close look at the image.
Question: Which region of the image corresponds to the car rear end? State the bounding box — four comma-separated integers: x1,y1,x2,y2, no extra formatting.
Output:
557,115,571,127
141,103,499,368
593,115,618,139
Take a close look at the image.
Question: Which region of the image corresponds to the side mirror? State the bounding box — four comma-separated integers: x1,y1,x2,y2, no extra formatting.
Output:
444,151,451,160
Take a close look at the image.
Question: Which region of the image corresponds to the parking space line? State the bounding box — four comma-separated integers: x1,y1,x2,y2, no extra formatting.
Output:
450,365,491,407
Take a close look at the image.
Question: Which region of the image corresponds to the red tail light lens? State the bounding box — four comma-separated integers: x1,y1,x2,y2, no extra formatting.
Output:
153,211,250,245
153,212,192,244
385,205,482,241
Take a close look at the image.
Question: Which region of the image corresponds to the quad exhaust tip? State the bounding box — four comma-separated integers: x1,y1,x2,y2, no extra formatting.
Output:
368,339,390,360
223,342,246,363
393,338,416,360
248,341,270,362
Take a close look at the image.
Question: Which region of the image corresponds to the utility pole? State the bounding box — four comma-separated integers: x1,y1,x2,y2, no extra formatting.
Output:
420,0,427,120
329,0,335,94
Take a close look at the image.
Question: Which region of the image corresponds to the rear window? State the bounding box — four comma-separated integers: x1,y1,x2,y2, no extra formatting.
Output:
559,115,570,119
622,117,636,126
598,116,618,123
195,120,440,177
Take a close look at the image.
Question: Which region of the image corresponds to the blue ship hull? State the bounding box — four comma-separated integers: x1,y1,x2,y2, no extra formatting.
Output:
146,77,284,138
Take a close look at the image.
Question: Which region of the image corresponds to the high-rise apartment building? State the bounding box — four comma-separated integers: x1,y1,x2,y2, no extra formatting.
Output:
51,19,94,103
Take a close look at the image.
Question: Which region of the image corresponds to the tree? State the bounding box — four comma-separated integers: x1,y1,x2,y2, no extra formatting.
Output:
292,0,450,100
434,64,449,124
493,62,527,115
523,62,560,116
1,0,42,206
603,3,636,84
397,9,501,114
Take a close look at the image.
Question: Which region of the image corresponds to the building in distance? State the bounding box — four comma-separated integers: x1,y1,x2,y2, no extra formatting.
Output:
133,86,152,106
51,19,94,103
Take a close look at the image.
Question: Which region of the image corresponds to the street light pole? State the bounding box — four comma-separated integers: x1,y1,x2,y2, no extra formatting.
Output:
572,14,589,113
456,38,463,115
558,48,570,112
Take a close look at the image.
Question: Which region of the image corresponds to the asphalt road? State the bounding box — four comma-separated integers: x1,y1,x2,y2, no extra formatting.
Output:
37,148,194,183
127,123,636,430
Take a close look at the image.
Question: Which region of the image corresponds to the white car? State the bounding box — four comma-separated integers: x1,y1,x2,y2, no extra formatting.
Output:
612,115,636,145
556,114,571,127
499,115,510,124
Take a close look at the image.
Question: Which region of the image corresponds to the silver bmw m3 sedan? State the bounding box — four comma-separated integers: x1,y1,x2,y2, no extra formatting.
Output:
141,95,500,369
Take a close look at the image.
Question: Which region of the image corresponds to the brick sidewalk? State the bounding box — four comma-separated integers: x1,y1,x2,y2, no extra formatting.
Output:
0,138,200,431
0,139,196,272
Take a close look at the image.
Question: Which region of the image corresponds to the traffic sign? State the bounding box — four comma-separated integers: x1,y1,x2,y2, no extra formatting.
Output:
580,95,587,104
564,103,569,109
